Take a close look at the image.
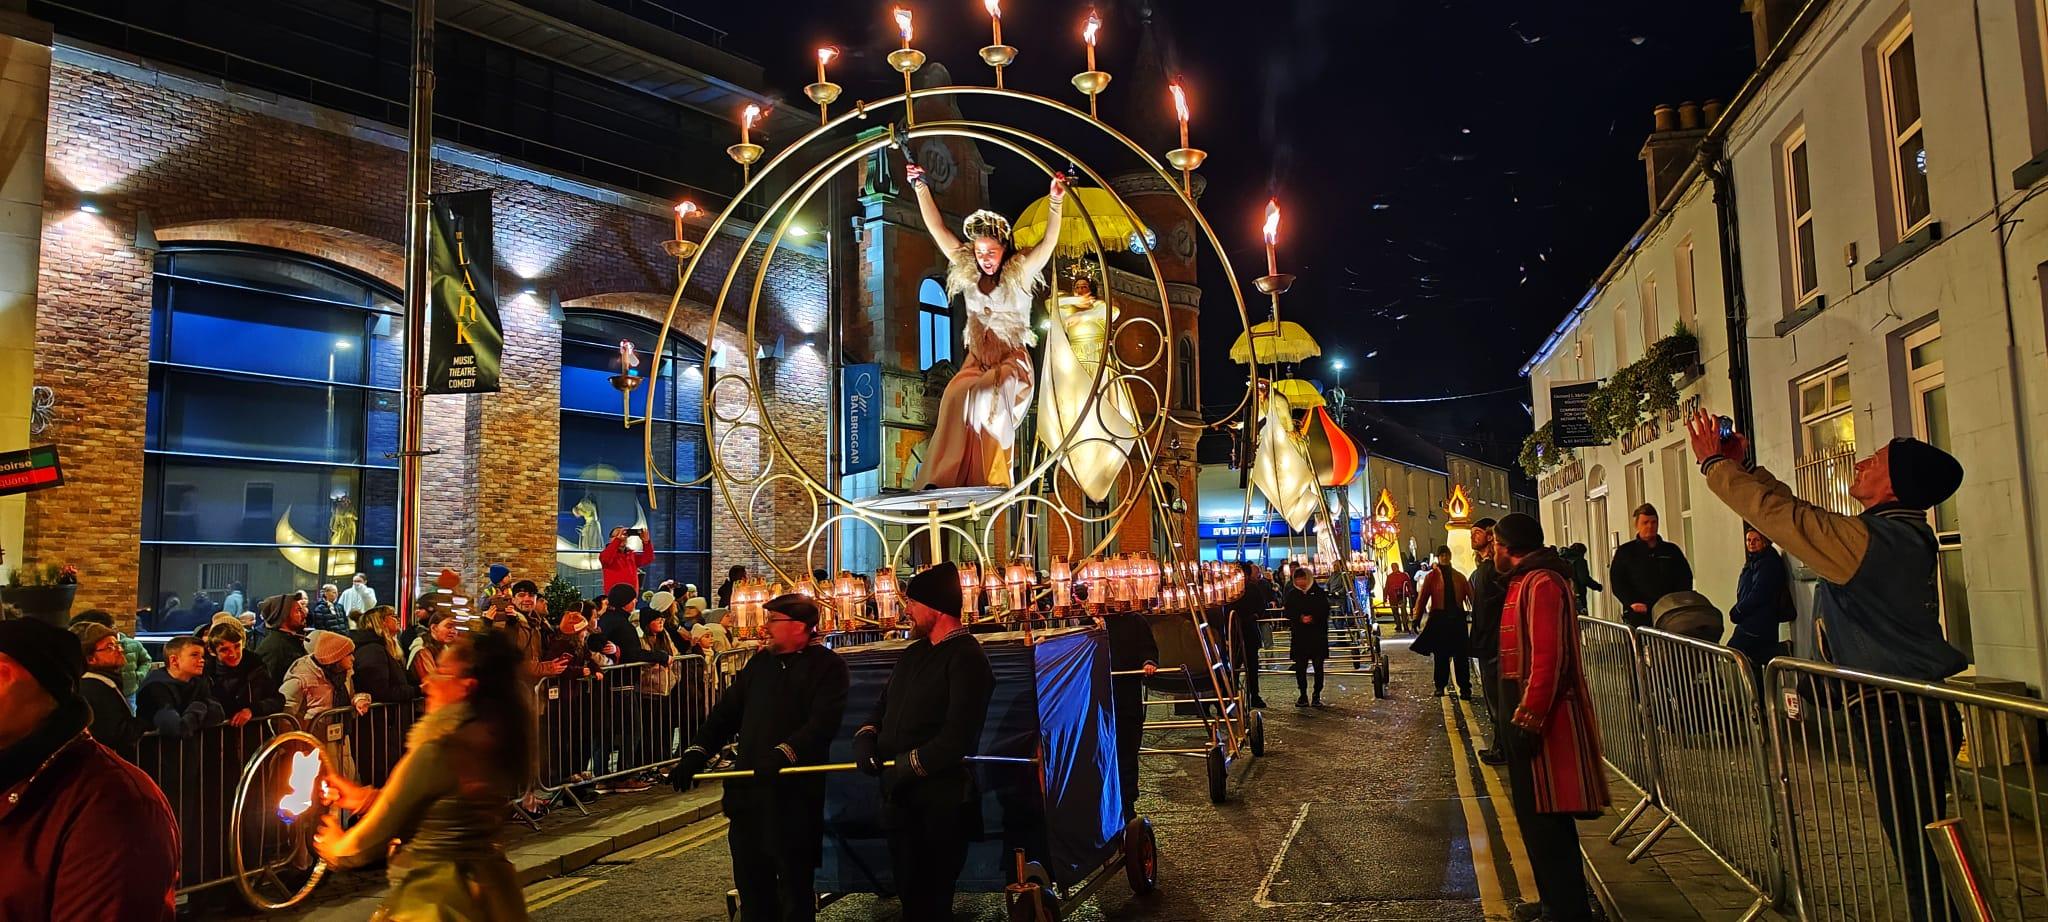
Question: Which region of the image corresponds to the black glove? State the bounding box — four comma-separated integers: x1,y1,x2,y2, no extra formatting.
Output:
881,760,916,796
852,732,882,776
755,746,796,780
667,748,709,791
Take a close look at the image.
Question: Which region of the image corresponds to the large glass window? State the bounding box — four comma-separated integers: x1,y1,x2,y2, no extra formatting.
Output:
142,247,402,632
557,311,710,597
1784,128,1820,306
918,278,953,370
1905,323,1971,657
1878,20,1932,237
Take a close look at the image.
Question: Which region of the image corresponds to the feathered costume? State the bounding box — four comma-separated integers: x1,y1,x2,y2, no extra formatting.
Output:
917,242,1042,489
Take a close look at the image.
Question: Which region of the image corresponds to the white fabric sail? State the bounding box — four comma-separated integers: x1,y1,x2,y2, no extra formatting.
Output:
1035,294,1139,502
1250,392,1322,532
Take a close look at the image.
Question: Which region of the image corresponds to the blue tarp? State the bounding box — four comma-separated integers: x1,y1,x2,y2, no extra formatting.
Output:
817,627,1122,894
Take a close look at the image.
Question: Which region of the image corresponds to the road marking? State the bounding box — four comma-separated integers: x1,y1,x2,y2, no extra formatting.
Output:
1456,697,1542,903
1442,696,1513,921
525,877,607,910
1250,802,1313,909
606,816,730,863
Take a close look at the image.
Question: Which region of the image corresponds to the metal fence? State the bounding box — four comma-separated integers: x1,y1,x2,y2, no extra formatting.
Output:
133,714,303,895
534,656,710,798
1577,616,1664,841
1767,658,2048,922
304,698,423,789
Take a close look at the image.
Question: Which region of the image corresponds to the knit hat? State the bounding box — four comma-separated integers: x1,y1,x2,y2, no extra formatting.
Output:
764,593,822,629
259,593,292,627
436,568,462,590
209,611,242,633
309,630,355,665
487,563,511,587
904,562,963,618
70,621,117,660
607,583,638,611
649,591,676,614
1886,437,1963,510
1495,512,1545,554
0,618,84,701
684,596,708,613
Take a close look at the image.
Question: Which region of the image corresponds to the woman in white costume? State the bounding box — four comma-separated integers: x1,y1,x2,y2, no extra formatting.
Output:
1036,263,1139,502
907,160,1067,488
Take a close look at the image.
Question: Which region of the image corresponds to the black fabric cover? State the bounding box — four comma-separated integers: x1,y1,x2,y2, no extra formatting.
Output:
818,627,1121,893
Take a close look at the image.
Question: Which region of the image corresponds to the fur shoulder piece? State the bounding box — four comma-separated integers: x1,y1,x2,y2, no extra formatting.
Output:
946,248,1042,349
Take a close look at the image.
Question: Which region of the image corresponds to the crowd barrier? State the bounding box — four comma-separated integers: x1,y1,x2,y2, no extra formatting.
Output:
133,714,303,896
1578,617,2048,922
534,656,712,802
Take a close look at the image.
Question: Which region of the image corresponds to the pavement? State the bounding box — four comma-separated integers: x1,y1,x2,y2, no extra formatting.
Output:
258,633,1789,921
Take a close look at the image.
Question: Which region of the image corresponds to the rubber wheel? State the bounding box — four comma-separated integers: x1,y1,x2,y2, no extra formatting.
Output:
1248,711,1266,757
1124,818,1159,894
1373,660,1390,699
1205,744,1227,804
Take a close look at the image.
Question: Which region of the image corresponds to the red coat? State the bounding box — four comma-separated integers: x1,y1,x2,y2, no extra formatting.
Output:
0,704,180,921
1499,550,1611,816
599,535,655,594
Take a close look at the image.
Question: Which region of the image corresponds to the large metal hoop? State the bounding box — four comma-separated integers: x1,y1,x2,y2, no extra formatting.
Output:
229,730,329,911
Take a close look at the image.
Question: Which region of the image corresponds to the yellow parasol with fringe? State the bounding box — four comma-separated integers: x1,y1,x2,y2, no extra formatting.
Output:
1229,320,1321,364
1011,187,1152,257
1269,378,1325,410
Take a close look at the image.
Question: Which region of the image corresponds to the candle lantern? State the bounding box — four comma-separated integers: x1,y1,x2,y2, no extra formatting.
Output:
874,567,901,626
1005,561,1032,615
832,572,862,632
959,562,981,619
1050,556,1073,609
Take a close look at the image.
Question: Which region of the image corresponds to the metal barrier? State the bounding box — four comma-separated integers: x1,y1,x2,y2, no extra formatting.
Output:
133,714,302,895
1577,615,1664,844
1634,627,1781,917
534,656,710,797
1767,658,2047,922
303,698,423,789
711,644,762,695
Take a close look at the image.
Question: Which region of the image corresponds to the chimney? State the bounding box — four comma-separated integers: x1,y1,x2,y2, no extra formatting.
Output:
1639,102,1710,213
1743,0,1802,65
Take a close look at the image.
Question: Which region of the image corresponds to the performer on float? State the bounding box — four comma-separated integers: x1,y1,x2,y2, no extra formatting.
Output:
1036,259,1140,502
906,161,1068,489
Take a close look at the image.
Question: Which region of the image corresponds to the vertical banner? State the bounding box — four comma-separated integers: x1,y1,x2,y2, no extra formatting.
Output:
426,190,503,394
842,363,881,475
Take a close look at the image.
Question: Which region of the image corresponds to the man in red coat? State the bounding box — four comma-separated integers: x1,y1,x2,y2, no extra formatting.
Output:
1493,512,1609,922
599,525,656,595
0,618,180,920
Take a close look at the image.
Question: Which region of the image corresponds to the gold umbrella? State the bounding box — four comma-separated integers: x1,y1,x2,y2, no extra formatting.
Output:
1269,378,1325,410
1228,320,1321,364
1011,187,1152,257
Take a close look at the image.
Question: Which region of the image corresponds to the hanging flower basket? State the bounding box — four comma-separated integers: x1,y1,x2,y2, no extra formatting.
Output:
3,584,78,627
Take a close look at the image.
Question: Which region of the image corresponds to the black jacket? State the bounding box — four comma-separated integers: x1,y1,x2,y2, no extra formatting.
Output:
347,630,419,703
598,607,670,666
308,599,349,634
1728,547,1795,665
862,629,994,808
1104,612,1160,674
254,628,309,690
1609,537,1693,623
1282,583,1331,662
206,653,285,717
134,670,224,738
1228,576,1273,653
686,643,849,862
1469,557,1506,663
80,672,150,759
1560,548,1602,609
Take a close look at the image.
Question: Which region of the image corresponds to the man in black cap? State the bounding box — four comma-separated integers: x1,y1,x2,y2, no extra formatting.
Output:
1688,409,1965,922
852,562,995,921
0,618,180,919
670,594,848,922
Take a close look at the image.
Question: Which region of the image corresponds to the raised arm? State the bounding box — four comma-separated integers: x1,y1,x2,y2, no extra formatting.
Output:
1688,409,1868,585
907,162,963,255
1013,173,1069,279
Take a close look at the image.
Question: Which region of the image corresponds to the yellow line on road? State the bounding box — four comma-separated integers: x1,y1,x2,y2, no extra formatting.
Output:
1441,696,1512,921
1457,698,1542,903
526,877,607,911
609,816,730,863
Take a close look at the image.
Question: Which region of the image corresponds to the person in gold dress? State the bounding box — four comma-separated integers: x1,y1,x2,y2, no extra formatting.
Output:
1035,264,1139,502
908,161,1067,489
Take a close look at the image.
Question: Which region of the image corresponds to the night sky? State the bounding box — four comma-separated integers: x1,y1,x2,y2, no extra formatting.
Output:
709,0,1756,476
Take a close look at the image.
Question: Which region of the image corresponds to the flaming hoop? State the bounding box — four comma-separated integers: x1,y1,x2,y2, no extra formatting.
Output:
229,730,333,910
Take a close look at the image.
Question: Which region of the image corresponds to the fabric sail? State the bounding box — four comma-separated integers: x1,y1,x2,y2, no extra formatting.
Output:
1250,392,1321,531
1299,404,1361,487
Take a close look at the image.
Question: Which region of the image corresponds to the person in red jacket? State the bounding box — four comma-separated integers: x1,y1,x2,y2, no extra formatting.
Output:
600,526,655,594
0,618,180,921
1492,512,1609,922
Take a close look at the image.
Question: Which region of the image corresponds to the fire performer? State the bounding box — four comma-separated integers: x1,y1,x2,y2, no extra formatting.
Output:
852,562,995,921
314,630,535,921
667,594,849,922
906,159,1067,489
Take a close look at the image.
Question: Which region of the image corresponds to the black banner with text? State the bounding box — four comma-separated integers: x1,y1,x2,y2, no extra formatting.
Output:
426,190,503,394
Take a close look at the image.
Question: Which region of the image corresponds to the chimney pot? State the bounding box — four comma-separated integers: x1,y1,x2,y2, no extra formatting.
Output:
1653,104,1677,133
1702,99,1725,125
1678,101,1702,130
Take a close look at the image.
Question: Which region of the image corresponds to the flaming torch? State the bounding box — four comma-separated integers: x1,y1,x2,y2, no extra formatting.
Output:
728,104,764,179
979,0,1016,85
666,200,700,261
277,749,322,823
1165,81,1206,194
1084,10,1100,71
1073,10,1110,117
1263,200,1280,277
806,47,842,124
887,8,927,124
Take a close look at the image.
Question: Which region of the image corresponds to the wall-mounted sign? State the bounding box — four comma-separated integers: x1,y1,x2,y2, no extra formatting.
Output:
1549,381,1601,448
842,363,881,476
0,445,62,496
426,189,503,394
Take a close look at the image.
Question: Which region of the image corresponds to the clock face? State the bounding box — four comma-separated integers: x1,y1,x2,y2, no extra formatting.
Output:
1171,224,1196,260
919,141,958,192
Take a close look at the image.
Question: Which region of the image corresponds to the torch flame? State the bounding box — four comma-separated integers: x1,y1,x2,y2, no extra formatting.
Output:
675,200,698,218
276,749,322,822
894,8,913,42
817,46,837,65
1084,10,1101,45
1169,82,1189,123
1263,199,1281,245
742,104,761,130
984,0,1000,18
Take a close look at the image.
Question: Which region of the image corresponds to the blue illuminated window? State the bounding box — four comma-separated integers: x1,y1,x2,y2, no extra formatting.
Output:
918,278,953,370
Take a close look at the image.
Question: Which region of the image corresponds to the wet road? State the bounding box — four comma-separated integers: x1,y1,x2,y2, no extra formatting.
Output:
527,637,1544,921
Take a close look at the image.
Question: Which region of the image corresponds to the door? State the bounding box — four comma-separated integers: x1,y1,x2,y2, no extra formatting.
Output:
1904,324,1971,658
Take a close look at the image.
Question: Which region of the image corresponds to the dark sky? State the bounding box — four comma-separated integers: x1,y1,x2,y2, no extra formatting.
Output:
706,0,1756,475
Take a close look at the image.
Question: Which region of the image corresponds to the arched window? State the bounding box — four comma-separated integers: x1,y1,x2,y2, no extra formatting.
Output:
557,311,710,597
1175,336,1198,411
141,246,402,631
918,278,953,370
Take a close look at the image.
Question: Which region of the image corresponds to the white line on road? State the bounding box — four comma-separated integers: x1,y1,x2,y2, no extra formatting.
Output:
1251,802,1313,909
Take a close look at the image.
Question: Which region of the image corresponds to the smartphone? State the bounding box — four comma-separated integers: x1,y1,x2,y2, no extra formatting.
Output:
1716,415,1736,440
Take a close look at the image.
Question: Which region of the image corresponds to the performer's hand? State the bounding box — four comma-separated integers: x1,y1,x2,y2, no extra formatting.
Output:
1048,173,1067,203
312,812,347,864
852,732,882,775
322,770,373,813
1142,662,1157,677
667,749,708,791
905,162,927,188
